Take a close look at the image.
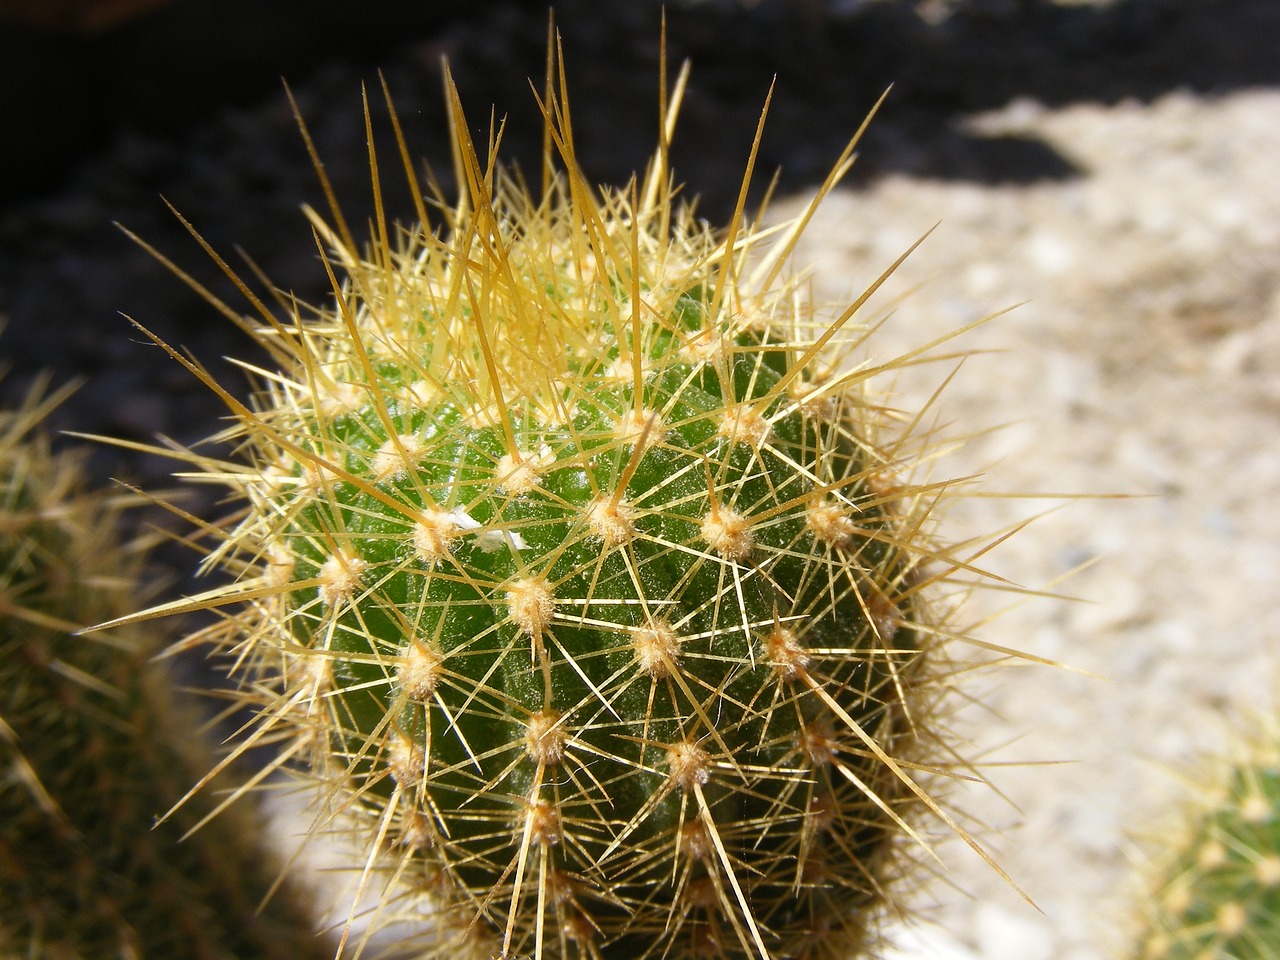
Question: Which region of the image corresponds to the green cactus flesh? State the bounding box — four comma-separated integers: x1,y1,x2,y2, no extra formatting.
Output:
139,65,986,960
1143,760,1280,959
282,289,921,956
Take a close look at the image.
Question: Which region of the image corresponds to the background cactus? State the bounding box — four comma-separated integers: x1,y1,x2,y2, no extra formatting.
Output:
0,378,328,960
1134,716,1280,960
105,39,1025,960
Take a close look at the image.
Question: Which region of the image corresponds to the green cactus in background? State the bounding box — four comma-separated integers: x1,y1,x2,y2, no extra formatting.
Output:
0,379,329,960
1136,721,1280,960
110,40,1028,960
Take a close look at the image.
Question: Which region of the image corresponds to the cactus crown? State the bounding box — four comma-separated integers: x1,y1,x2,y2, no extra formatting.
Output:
114,37,1020,960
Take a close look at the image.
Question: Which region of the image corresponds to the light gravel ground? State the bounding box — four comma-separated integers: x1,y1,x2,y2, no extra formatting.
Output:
780,86,1280,958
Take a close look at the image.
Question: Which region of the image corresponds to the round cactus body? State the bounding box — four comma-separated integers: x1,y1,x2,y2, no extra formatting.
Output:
277,261,923,957
136,55,1000,960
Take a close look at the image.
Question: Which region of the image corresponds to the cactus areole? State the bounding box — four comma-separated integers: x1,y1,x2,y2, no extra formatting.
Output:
144,49,984,960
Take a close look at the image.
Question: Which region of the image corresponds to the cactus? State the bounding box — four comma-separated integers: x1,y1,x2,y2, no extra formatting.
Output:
111,42,1026,960
1135,720,1280,960
0,379,329,960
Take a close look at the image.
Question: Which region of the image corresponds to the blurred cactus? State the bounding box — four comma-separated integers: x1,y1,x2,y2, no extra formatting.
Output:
0,378,328,960
1135,716,1280,960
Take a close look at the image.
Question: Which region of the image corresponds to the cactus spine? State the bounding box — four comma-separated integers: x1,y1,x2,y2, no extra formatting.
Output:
1136,722,1280,960
122,44,1015,960
0,381,328,960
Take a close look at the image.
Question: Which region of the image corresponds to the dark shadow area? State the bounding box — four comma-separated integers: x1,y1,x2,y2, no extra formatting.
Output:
0,0,549,200
2,0,1277,206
